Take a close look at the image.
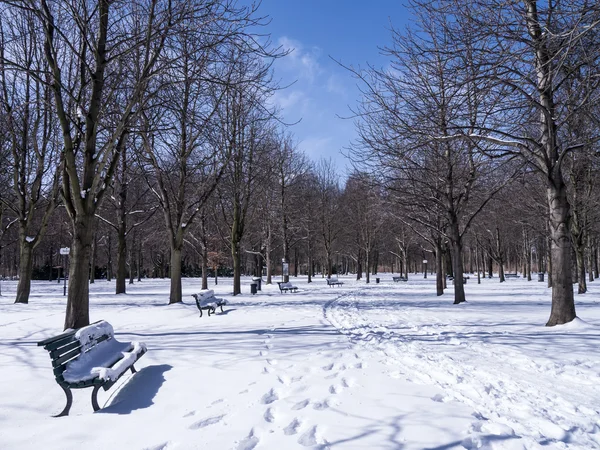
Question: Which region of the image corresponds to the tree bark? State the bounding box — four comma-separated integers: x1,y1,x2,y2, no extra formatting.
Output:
546,182,576,325
232,241,241,295
115,229,127,294
64,220,94,329
435,241,444,296
169,247,182,304
14,243,34,304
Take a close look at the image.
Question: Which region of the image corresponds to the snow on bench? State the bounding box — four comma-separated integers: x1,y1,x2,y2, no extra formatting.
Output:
392,276,408,282
191,290,228,317
326,276,344,287
37,320,146,416
277,281,298,293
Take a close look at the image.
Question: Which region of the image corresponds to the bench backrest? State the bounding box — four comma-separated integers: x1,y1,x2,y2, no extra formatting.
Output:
37,320,113,385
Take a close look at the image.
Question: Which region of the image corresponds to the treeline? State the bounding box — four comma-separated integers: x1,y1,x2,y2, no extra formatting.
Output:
348,0,600,326
1,0,599,329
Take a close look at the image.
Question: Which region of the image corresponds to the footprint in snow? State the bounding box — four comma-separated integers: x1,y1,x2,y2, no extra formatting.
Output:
261,388,280,404
263,366,274,374
431,393,446,403
284,417,304,435
267,359,278,366
236,429,260,450
239,389,249,395
259,350,268,356
189,414,225,430
291,375,304,383
341,377,355,388
182,410,195,418
312,400,329,410
210,398,224,406
263,407,277,423
143,442,172,450
292,399,310,410
298,425,326,447
322,363,335,371
329,385,342,394
277,375,291,385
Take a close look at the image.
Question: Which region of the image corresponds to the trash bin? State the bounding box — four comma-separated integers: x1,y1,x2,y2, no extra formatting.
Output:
250,283,257,295
376,277,380,284
252,277,262,291
538,273,544,282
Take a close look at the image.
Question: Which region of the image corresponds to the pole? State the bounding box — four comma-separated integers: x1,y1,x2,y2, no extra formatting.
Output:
63,254,67,296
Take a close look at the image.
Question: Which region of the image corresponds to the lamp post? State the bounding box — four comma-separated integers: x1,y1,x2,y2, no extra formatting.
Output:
60,247,70,296
423,259,428,278
281,258,286,282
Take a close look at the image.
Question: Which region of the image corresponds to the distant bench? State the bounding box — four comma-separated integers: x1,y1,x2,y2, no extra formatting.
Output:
326,276,344,287
191,290,228,317
37,320,146,416
277,281,298,293
505,273,520,279
392,276,408,282
447,275,470,284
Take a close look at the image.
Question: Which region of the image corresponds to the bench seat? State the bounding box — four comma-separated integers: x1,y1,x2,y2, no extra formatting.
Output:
392,276,407,282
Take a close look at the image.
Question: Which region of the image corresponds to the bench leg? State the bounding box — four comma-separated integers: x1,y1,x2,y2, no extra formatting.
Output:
207,307,212,317
130,365,137,374
199,308,203,318
219,304,224,313
91,385,101,412
53,385,73,417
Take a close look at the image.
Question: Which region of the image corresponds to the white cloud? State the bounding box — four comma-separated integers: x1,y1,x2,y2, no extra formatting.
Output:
277,36,322,84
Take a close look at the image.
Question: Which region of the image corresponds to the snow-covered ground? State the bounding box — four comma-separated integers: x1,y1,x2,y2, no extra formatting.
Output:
0,274,598,449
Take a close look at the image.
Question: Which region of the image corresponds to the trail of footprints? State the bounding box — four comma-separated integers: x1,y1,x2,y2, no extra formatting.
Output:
247,331,361,448
176,329,363,449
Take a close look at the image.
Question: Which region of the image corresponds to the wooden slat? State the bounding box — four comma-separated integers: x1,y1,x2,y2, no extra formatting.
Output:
52,347,82,368
40,333,77,351
49,339,81,359
37,329,76,347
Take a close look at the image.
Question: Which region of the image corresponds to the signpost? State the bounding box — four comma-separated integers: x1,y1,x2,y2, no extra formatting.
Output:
60,247,70,296
423,259,428,278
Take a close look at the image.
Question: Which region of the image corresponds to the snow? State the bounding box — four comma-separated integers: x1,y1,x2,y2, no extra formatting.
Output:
62,321,147,383
25,236,34,243
1,275,599,449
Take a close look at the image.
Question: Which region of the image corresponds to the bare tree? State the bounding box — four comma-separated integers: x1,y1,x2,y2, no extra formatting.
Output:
0,11,61,304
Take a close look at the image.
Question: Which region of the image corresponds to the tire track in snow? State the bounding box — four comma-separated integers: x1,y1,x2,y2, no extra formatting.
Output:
324,290,600,449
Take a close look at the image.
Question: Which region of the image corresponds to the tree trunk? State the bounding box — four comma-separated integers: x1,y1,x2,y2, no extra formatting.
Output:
201,246,208,290
547,233,553,288
546,182,576,325
588,237,594,283
575,244,587,294
232,241,241,295
452,241,466,304
365,250,370,283
90,234,97,284
435,242,444,296
593,242,599,279
64,220,94,330
169,247,182,304
115,228,127,294
14,243,34,304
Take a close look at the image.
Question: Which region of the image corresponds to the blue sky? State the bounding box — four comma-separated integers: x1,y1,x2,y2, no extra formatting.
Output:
249,1,413,176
